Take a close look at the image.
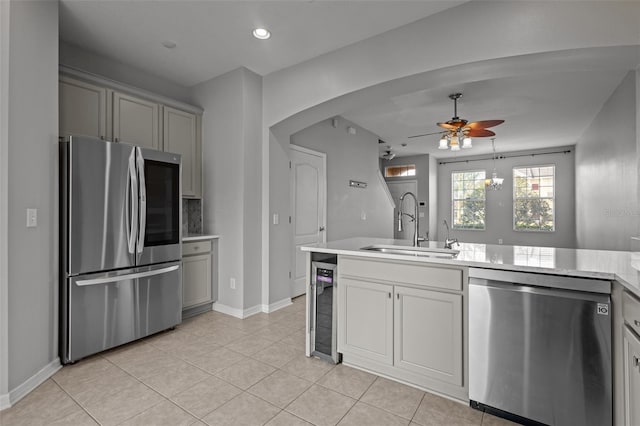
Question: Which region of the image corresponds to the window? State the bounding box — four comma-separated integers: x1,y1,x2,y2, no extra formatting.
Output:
451,170,485,230
513,165,555,231
385,164,416,177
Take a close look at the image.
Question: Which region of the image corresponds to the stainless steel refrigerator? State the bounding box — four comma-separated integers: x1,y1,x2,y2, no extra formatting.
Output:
60,135,182,364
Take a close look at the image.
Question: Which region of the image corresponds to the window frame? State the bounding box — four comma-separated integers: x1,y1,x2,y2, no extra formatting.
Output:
451,169,486,231
512,164,556,232
384,164,416,178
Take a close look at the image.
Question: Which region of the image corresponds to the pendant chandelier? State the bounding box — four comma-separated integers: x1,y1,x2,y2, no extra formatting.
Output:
485,138,503,191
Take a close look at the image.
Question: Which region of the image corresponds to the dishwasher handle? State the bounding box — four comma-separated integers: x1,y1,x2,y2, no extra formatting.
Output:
468,267,611,294
470,277,611,304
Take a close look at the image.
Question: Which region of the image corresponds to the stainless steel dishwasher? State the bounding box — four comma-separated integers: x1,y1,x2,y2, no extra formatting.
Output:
469,268,612,426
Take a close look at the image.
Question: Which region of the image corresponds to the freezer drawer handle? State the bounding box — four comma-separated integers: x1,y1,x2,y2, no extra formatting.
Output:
75,265,179,286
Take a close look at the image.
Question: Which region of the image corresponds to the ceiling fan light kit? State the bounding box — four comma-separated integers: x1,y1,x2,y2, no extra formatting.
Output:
411,93,504,152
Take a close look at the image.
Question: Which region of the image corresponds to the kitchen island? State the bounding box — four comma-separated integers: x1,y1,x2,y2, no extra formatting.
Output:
301,237,640,426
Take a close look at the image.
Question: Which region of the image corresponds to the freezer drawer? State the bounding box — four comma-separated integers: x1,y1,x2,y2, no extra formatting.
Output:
61,262,181,364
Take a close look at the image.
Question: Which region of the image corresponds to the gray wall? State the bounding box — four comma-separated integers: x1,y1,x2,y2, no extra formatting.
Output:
191,67,263,312
382,154,430,238
437,147,576,248
59,41,194,104
268,129,291,304
429,155,438,240
575,71,638,251
7,0,58,389
291,118,394,242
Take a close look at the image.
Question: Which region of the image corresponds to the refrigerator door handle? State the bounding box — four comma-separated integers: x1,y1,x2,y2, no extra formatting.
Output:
136,147,146,253
126,149,138,254
75,265,180,286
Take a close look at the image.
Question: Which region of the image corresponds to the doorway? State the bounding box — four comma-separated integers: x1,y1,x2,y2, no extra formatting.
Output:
290,145,327,298
386,180,418,240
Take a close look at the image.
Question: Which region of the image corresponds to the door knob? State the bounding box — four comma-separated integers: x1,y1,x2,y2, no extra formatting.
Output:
319,226,325,232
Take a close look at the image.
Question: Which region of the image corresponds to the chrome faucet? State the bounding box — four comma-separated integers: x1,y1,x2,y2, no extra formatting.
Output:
443,219,459,249
398,192,419,247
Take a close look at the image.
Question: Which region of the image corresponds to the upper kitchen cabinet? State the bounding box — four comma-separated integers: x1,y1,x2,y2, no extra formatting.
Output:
59,76,108,140
58,72,204,198
112,92,160,150
163,106,202,198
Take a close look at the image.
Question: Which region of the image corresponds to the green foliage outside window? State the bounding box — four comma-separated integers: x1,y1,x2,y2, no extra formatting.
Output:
452,171,485,230
513,166,555,231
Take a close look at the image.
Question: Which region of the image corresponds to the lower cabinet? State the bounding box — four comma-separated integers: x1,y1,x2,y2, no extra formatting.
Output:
182,239,217,318
394,285,463,386
339,278,393,365
623,327,640,426
337,256,466,399
622,289,640,426
183,253,211,308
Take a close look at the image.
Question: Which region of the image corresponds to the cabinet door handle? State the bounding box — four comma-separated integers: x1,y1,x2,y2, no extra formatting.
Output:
396,293,399,300
388,292,391,299
634,355,639,368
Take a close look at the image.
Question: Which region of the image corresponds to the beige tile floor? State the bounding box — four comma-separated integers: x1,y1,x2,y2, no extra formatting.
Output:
0,295,517,426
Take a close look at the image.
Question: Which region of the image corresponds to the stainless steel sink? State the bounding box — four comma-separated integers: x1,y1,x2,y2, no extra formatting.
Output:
360,245,459,259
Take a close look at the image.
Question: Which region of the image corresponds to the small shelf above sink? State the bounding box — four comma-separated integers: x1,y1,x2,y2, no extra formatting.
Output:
360,245,460,259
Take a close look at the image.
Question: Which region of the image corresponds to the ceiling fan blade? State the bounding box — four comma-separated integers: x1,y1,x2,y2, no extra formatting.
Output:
465,129,495,137
408,130,446,139
465,120,505,130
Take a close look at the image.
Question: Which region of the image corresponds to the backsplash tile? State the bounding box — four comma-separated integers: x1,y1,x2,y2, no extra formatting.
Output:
182,199,202,235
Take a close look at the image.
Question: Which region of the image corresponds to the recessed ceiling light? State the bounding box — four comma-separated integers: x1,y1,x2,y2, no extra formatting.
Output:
252,28,271,40
161,40,177,49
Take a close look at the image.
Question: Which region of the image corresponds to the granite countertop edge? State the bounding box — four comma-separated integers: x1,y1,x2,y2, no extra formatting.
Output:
182,234,220,242
301,237,640,298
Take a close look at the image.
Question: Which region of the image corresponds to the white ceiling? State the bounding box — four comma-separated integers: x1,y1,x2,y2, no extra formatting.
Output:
343,65,632,159
59,0,465,87
59,2,639,161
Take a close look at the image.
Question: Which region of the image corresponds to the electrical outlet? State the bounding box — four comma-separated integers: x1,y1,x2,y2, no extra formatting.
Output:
230,278,236,289
498,238,503,245
273,213,279,225
361,210,367,220
26,208,37,228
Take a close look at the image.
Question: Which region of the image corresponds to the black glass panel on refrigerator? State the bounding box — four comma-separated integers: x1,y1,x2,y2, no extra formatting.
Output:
144,160,180,246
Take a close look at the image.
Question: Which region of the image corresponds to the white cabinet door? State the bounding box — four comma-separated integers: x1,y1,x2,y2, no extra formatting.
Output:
623,327,640,426
182,253,212,308
163,106,201,198
338,278,393,365
59,76,107,139
394,285,463,386
112,92,160,149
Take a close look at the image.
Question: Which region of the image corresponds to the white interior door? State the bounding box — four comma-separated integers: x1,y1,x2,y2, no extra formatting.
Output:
290,145,326,298
387,180,417,240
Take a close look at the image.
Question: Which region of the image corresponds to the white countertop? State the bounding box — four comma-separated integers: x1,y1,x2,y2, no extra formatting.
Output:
301,237,640,297
182,233,220,242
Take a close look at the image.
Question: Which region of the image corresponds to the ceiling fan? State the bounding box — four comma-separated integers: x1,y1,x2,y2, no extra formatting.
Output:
381,147,396,160
408,93,504,151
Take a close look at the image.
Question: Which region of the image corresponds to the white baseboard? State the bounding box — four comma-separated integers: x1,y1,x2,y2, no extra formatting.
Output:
262,297,292,313
212,302,261,319
212,298,292,318
0,357,61,411
0,392,9,411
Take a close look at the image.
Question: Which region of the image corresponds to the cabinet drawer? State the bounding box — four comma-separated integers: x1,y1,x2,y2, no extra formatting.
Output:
182,240,211,256
623,291,640,336
339,256,462,291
